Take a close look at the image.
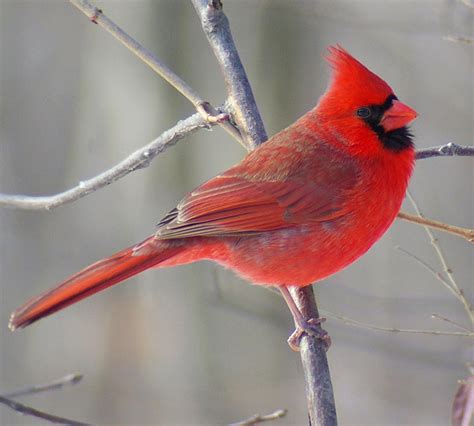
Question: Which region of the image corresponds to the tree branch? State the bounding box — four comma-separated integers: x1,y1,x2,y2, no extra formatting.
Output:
191,2,336,424
69,0,243,145
407,191,473,325
289,286,337,426
2,142,472,211
397,212,474,243
0,112,211,210
0,395,89,425
229,408,288,426
0,373,86,425
322,310,474,338
415,143,474,160
395,246,465,304
190,0,267,150
1,373,82,399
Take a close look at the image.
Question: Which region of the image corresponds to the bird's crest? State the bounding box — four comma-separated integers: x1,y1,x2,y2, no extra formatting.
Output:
323,45,394,107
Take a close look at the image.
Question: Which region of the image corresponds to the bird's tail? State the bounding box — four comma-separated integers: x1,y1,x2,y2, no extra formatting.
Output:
9,236,181,331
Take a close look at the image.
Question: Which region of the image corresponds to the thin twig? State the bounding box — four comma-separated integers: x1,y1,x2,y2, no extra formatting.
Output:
0,396,89,425
407,191,474,325
191,0,267,150
444,35,474,44
229,409,288,426
69,0,243,145
415,143,474,160
395,246,465,304
431,314,472,332
1,373,82,399
0,112,209,210
397,212,474,243
322,310,474,337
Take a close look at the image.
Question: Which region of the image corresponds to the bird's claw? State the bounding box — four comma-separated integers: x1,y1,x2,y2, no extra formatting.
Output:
287,317,331,352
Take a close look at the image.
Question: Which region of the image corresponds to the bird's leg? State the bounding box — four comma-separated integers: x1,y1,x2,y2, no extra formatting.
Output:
279,286,331,352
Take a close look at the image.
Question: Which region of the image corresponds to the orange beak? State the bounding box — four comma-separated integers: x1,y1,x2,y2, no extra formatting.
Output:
380,100,418,132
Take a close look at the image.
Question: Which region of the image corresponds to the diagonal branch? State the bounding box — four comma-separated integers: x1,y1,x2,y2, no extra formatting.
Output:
1,142,472,211
190,0,267,149
0,395,89,425
0,112,211,210
1,373,82,399
407,191,473,325
69,0,242,145
191,2,336,425
397,212,474,243
229,408,288,426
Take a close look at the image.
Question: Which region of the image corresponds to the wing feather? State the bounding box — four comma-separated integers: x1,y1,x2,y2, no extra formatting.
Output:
156,138,360,239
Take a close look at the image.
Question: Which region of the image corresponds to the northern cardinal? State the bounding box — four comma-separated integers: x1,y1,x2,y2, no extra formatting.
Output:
9,46,417,350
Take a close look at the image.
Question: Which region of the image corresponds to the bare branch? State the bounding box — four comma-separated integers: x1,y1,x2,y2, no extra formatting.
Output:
191,0,267,150
395,246,463,303
397,212,474,243
0,395,89,425
0,113,210,210
289,286,338,426
2,373,82,399
452,375,474,426
444,35,474,44
2,140,471,212
407,191,474,325
229,409,288,426
416,143,474,160
322,310,474,338
69,0,242,145
431,314,472,332
191,2,336,424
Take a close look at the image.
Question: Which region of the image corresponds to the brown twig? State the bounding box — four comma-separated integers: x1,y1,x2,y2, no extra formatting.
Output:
229,408,288,426
397,212,474,243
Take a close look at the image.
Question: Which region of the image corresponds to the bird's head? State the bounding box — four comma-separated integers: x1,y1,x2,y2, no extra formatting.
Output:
316,46,418,153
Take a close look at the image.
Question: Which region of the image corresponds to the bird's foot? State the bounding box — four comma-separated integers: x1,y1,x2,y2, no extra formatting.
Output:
287,317,331,352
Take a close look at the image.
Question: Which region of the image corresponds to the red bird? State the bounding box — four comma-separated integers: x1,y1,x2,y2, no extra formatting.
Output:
9,47,417,350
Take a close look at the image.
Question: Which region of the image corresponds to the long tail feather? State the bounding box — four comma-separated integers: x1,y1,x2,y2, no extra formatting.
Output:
9,236,179,330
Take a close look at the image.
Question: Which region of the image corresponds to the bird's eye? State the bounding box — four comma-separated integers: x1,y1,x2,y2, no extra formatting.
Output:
356,107,371,118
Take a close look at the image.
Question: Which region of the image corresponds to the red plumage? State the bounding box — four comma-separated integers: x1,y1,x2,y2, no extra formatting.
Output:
9,46,417,334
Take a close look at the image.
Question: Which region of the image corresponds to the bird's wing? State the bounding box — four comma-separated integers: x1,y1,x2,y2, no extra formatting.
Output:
156,142,359,239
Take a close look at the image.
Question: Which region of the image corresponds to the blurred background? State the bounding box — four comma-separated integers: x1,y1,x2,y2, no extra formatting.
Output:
1,0,472,424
